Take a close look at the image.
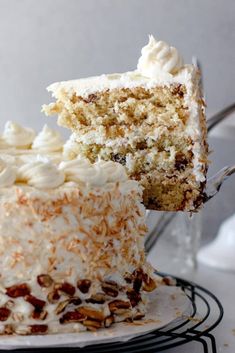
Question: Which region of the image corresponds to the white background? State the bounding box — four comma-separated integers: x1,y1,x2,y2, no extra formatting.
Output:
0,0,234,133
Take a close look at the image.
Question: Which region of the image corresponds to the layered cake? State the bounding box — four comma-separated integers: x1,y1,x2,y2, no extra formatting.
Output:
0,157,156,335
43,35,208,211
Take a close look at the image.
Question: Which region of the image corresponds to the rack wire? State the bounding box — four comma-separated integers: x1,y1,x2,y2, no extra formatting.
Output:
9,272,224,353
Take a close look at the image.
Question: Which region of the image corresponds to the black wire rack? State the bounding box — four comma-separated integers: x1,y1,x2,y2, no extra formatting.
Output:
4,272,223,353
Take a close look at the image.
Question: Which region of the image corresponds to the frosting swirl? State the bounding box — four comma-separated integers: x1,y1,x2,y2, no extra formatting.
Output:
59,158,108,186
3,121,35,148
137,35,184,77
95,160,128,182
0,158,16,187
32,124,64,152
17,161,65,188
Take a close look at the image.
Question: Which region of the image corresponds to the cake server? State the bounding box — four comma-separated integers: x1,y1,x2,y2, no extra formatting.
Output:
145,164,235,253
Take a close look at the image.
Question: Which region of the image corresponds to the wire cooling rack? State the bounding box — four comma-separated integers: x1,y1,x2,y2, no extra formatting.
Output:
6,272,224,353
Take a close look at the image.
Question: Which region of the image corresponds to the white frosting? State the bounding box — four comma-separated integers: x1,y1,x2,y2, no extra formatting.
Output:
3,121,35,148
59,158,107,186
17,161,65,189
137,35,184,77
0,158,16,187
95,160,128,182
0,135,9,149
59,158,129,186
32,124,64,152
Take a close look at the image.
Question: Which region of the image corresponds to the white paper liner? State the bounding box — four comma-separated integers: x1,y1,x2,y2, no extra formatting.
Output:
0,285,192,350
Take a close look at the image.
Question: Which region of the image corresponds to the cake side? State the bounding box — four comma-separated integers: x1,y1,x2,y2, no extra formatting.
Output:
43,36,208,211
0,158,156,335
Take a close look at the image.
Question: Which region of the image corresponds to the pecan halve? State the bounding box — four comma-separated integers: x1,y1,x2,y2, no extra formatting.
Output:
76,306,105,321
0,307,11,321
85,293,106,304
83,319,103,330
30,324,48,334
55,282,76,296
32,310,48,320
126,289,141,307
77,279,91,294
25,295,46,310
101,281,118,297
6,283,30,298
132,268,143,292
55,299,70,315
37,274,53,288
59,311,86,324
108,300,131,314
142,275,157,292
104,315,114,328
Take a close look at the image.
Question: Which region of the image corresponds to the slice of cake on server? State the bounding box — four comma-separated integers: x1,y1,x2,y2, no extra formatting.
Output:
43,35,208,212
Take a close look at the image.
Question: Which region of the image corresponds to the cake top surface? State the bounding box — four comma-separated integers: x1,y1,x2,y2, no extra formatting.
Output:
0,121,64,152
0,154,140,193
46,35,197,99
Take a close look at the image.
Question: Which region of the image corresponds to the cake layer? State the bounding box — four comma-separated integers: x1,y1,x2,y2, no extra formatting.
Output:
0,158,156,334
43,36,208,211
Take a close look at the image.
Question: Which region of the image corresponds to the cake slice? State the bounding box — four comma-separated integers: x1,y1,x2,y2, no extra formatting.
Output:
0,157,156,335
43,35,208,211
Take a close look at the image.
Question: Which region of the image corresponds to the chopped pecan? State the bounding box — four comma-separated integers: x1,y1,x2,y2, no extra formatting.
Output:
55,282,76,296
101,281,118,297
172,84,184,97
6,283,30,298
126,289,141,307
37,274,53,288
0,307,11,321
104,315,114,328
60,311,86,324
25,295,46,310
175,152,188,171
77,306,105,321
83,319,103,330
30,324,48,334
32,310,48,320
83,94,97,103
47,290,60,303
77,279,91,294
111,153,126,166
85,293,106,304
109,300,131,314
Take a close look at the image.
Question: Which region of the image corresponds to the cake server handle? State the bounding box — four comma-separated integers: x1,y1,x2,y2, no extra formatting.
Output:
145,165,235,254
203,165,235,202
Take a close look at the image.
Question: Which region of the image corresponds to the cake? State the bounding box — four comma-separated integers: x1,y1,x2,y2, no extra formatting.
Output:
43,35,208,211
0,156,156,335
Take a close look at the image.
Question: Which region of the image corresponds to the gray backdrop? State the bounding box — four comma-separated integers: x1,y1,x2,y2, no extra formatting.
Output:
0,0,234,133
